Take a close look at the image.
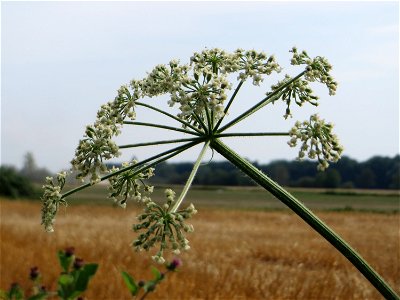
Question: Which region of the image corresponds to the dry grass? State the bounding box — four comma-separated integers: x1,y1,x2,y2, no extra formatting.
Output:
1,199,399,299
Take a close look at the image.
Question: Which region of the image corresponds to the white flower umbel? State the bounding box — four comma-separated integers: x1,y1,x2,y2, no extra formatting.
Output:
132,142,207,262
288,114,344,171
290,47,338,96
38,48,400,299
132,188,197,264
107,161,155,207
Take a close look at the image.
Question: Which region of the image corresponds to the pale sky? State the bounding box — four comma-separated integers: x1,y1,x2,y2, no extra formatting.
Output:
1,1,399,172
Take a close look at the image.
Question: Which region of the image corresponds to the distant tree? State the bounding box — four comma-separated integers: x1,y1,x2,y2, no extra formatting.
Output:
387,155,400,189
334,156,358,185
20,152,37,177
20,152,51,183
356,168,377,189
316,169,342,188
269,163,290,186
364,156,393,189
294,176,316,188
143,155,400,189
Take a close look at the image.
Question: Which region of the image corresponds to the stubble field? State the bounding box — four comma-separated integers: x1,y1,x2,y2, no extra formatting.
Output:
1,190,399,299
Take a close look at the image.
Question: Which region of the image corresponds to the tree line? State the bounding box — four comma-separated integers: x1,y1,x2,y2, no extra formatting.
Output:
1,153,399,199
150,155,400,190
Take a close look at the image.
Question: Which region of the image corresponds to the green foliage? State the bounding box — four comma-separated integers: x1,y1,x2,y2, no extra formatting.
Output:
121,259,181,299
56,250,98,300
0,248,97,300
121,271,139,296
0,166,37,198
0,248,181,300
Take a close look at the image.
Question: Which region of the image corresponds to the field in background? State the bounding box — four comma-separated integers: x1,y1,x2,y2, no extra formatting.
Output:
66,184,400,213
1,187,399,299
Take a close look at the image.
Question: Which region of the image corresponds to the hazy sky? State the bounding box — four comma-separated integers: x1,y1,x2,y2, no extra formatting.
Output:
1,1,399,173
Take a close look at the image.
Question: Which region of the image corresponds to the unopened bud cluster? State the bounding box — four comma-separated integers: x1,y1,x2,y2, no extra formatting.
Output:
132,189,197,264
288,114,343,171
107,161,154,208
290,47,338,96
41,171,67,232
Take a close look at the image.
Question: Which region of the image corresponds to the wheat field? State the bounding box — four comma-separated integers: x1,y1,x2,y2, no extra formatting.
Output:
1,199,399,299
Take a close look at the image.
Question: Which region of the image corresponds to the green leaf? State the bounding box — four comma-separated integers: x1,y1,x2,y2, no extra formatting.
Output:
57,273,75,300
150,267,162,281
58,274,74,286
69,290,83,300
120,271,138,296
57,251,73,273
27,293,48,300
8,284,24,300
74,264,98,292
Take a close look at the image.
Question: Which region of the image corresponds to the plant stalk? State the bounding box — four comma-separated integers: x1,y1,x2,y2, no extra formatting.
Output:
210,138,399,300
170,141,210,212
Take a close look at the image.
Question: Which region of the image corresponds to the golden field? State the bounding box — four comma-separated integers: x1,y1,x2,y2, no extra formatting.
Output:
1,198,399,299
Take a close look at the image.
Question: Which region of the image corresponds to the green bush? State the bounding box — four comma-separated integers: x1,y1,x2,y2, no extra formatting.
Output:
0,166,37,198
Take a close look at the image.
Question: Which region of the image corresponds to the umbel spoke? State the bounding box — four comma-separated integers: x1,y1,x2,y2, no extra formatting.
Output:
217,71,306,133
123,121,202,136
62,140,203,199
136,101,203,134
214,132,289,138
118,137,202,149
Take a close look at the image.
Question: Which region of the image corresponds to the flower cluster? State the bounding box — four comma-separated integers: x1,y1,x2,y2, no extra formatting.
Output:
290,47,338,96
234,49,281,85
71,124,120,184
135,48,281,129
69,48,284,182
132,189,197,264
108,161,154,208
139,61,190,97
288,114,344,171
268,74,320,119
41,171,67,232
71,83,139,184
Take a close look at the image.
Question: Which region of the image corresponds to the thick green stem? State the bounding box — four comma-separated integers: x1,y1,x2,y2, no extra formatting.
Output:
170,141,210,213
211,139,399,300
